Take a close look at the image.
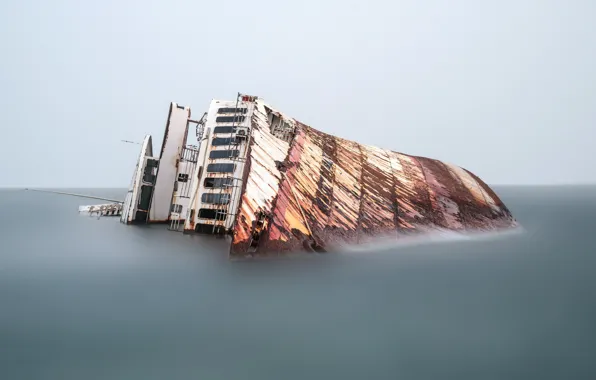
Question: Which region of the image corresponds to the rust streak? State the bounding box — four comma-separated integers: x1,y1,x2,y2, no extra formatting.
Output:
230,100,518,257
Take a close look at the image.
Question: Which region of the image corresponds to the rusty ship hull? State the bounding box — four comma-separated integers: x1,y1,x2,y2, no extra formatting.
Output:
101,93,519,259
229,102,516,259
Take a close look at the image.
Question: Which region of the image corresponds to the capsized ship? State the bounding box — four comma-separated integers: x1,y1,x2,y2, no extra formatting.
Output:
120,93,518,259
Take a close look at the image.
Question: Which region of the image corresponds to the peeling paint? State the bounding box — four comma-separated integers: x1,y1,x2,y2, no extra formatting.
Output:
230,99,518,258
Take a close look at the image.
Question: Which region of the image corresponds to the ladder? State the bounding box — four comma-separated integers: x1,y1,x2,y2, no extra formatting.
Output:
168,114,206,232
169,146,199,231
211,92,253,235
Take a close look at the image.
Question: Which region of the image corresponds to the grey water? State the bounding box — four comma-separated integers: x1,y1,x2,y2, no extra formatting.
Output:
1,186,595,379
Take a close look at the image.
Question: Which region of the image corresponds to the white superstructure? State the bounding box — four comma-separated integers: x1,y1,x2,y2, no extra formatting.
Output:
184,97,256,234
149,103,191,222
120,94,259,234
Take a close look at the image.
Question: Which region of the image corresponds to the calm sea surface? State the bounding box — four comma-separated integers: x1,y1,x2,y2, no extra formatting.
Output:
1,186,595,379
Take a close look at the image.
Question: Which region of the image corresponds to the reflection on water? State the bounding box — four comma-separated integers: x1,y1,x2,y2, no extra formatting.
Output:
1,186,595,379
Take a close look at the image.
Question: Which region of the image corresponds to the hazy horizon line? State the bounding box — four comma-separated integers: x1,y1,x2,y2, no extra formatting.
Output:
2,182,596,190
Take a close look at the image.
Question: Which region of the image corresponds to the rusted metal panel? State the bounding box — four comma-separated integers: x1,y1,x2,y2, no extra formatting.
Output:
230,101,291,255
229,100,518,258
359,144,398,242
442,162,503,230
386,152,436,232
414,157,465,230
291,128,325,242
327,136,362,244
464,168,516,229
265,127,310,252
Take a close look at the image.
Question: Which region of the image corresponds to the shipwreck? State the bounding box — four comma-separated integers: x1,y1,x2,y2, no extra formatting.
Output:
108,93,518,258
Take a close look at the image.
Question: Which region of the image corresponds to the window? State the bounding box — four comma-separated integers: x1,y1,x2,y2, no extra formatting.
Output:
209,150,239,159
142,159,158,184
213,126,236,134
195,223,225,234
178,173,189,182
170,204,183,213
216,115,245,123
217,107,247,114
146,158,159,168
143,171,156,184
212,137,237,146
204,177,233,188
138,185,153,211
206,163,235,173
201,193,231,204
198,208,227,220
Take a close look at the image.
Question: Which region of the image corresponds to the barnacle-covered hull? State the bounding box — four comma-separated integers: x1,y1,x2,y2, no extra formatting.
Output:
230,100,517,258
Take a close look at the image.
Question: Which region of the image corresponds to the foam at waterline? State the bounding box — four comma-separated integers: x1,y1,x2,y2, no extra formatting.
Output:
339,225,527,254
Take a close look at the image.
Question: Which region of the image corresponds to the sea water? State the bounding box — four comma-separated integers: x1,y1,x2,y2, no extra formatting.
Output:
0,186,595,379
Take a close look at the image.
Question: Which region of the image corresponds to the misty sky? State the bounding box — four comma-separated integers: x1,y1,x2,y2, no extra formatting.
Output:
1,0,594,187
